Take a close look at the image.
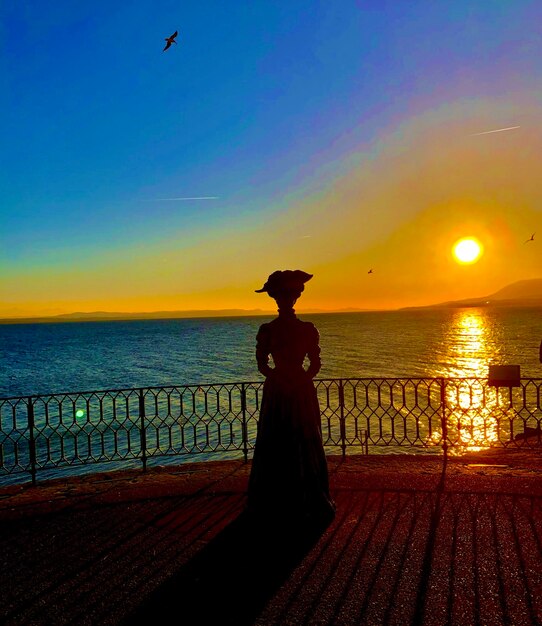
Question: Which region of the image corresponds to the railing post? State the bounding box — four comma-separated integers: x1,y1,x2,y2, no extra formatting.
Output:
138,389,147,472
241,384,248,463
27,396,37,486
440,378,448,459
339,380,346,458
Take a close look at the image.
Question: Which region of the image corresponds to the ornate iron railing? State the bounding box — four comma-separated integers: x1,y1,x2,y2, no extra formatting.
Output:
1,377,541,485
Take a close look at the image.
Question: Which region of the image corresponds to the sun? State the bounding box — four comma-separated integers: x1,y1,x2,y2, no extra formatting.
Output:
453,237,483,264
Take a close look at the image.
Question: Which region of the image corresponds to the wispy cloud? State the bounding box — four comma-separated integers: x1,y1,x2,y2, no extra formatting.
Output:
145,196,220,201
471,126,520,136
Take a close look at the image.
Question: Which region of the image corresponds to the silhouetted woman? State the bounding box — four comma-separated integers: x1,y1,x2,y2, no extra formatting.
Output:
247,270,335,526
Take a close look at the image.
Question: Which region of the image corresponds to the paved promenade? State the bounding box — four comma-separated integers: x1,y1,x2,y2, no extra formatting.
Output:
2,452,542,625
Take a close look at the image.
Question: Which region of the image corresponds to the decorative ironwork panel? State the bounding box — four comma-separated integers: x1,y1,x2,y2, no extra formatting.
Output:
0,397,32,476
142,385,248,457
30,390,142,469
444,378,542,453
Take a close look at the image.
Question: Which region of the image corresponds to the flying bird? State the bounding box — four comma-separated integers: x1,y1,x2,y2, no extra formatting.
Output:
163,31,178,51
525,233,535,243
368,269,373,274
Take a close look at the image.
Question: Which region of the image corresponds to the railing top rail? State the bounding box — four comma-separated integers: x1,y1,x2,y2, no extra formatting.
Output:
0,381,263,402
2,376,542,402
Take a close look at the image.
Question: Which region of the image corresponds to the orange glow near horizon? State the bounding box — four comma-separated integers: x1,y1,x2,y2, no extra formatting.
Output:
2,97,542,319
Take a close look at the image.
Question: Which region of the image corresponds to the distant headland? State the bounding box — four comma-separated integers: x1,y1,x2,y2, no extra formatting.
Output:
400,278,542,311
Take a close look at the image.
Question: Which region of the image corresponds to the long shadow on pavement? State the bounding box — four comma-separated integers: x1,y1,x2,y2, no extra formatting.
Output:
122,512,327,626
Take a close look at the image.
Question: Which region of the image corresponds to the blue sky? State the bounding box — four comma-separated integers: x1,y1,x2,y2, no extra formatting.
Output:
1,1,541,314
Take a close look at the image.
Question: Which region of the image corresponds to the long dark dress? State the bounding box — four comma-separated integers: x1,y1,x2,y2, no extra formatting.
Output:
247,311,335,524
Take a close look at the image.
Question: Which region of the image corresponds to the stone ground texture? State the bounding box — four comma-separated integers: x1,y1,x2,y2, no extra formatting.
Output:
1,451,542,625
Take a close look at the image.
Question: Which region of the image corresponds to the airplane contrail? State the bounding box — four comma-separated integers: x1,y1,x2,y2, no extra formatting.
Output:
146,196,220,201
471,126,520,136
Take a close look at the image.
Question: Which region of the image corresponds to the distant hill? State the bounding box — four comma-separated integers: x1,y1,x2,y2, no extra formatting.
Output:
0,309,274,324
490,279,542,301
0,307,344,325
401,278,542,310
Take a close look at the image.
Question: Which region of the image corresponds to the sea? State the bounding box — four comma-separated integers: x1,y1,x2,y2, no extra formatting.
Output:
1,308,541,485
1,307,541,398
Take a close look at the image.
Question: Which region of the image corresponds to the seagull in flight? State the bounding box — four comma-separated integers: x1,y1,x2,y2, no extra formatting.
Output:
525,233,535,243
368,269,373,274
163,31,178,51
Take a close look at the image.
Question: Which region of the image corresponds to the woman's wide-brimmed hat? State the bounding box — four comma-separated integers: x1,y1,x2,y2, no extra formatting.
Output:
255,270,313,294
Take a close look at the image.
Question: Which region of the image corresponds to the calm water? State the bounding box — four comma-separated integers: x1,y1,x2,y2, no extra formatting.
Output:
1,308,541,485
1,308,541,398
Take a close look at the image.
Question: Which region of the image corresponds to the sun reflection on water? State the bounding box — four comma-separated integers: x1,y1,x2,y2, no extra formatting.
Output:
448,310,489,377
434,309,506,453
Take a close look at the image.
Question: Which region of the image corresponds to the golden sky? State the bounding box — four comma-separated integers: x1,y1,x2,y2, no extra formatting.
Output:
3,94,541,317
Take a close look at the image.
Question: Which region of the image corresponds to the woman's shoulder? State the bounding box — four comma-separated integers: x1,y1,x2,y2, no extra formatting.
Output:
298,318,317,329
298,319,319,337
258,317,318,334
256,322,272,338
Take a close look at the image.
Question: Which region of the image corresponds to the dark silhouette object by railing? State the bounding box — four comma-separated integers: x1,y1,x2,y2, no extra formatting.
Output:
1,376,541,486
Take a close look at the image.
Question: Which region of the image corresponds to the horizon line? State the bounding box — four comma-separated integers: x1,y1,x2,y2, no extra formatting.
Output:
0,307,380,323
